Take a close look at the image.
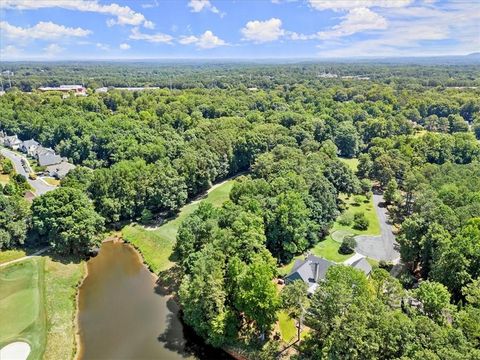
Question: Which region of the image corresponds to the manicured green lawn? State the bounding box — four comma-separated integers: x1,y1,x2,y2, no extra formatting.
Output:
0,257,46,359
340,157,359,172
0,249,27,265
333,194,381,236
278,311,296,343
122,179,234,273
311,237,352,263
43,256,84,360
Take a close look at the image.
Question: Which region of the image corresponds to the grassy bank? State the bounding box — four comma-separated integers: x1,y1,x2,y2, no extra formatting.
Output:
0,257,47,358
43,256,84,360
0,249,27,264
122,179,235,273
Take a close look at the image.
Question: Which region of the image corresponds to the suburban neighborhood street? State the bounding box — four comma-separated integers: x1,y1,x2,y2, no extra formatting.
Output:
0,148,56,196
355,193,400,262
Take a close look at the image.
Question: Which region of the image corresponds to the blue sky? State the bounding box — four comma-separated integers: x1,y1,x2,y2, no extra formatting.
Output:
0,0,479,60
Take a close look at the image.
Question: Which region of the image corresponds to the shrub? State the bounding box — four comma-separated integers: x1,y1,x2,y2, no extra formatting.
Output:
140,208,153,224
339,236,357,254
353,195,364,206
338,212,353,226
353,212,369,230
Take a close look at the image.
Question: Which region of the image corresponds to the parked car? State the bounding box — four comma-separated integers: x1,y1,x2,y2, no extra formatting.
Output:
28,173,37,180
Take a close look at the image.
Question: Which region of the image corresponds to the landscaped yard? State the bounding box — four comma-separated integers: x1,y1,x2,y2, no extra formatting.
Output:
332,194,381,236
311,237,352,262
43,256,84,360
278,311,296,343
0,257,46,359
122,179,235,273
43,177,61,186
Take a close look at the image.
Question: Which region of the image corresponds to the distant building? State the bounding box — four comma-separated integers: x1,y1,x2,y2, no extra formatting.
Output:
19,139,40,157
3,134,22,150
38,85,87,96
95,87,109,93
285,254,372,295
46,161,76,179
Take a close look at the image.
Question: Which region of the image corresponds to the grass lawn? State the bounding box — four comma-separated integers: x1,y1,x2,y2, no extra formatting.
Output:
311,237,351,263
339,157,359,172
0,257,46,359
43,256,84,360
122,179,235,273
278,311,296,343
333,194,381,236
0,249,27,264
0,173,9,186
43,177,60,186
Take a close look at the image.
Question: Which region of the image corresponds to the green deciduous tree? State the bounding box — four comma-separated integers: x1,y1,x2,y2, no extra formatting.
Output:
31,187,104,256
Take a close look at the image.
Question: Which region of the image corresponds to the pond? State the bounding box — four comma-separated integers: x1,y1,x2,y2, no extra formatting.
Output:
76,241,231,359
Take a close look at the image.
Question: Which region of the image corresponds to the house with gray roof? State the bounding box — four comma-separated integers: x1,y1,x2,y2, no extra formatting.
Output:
3,134,22,150
285,255,335,295
20,139,40,157
285,254,372,295
46,161,76,179
37,152,62,167
349,257,372,276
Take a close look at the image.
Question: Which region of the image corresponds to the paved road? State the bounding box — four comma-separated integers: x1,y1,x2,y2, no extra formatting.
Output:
1,148,56,196
355,193,400,262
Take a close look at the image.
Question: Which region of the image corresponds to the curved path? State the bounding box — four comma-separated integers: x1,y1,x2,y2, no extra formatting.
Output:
0,148,56,195
355,193,400,262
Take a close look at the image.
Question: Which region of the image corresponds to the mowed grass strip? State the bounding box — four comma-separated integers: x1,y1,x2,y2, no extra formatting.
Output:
122,179,234,273
0,257,46,359
43,256,84,360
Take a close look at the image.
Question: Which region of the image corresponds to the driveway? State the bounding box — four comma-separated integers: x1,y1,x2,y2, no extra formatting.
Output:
1,148,56,196
355,193,400,262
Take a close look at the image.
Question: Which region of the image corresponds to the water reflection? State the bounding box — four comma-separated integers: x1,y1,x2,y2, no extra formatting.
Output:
77,241,231,360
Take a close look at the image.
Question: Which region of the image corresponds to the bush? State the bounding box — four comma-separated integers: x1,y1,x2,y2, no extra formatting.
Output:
1,159,13,174
140,208,153,224
339,236,357,254
353,212,369,230
338,212,353,226
353,195,364,206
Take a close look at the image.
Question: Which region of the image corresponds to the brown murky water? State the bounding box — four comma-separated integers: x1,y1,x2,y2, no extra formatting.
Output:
77,241,230,360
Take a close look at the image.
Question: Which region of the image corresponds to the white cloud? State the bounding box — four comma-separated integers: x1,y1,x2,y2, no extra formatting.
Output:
119,43,131,50
1,0,154,28
0,44,23,58
96,42,110,51
188,0,224,16
44,43,64,56
0,21,91,41
308,0,413,11
317,2,480,57
317,7,387,39
241,18,285,43
129,27,174,43
179,30,227,49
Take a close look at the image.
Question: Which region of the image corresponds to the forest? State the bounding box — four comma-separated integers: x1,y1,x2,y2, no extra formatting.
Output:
0,62,479,359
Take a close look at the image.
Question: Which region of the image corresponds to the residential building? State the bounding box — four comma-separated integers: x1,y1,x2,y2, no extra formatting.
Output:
46,161,76,179
3,134,22,150
19,139,40,157
285,254,372,295
285,255,335,295
37,152,63,166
